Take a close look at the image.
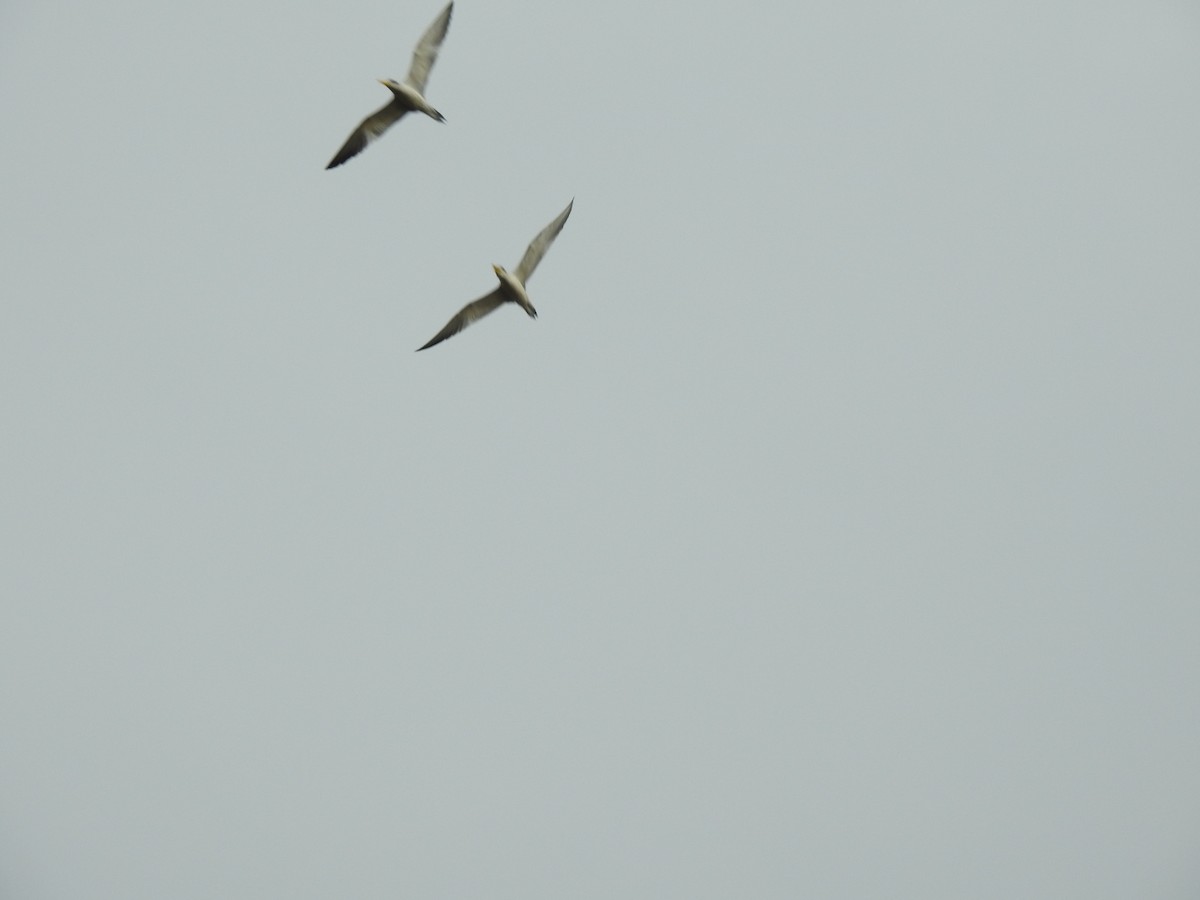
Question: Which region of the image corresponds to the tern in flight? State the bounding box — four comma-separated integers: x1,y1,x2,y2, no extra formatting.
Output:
326,2,453,169
417,200,574,351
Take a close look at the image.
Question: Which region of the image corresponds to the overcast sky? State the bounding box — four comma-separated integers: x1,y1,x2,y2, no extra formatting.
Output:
2,0,1199,897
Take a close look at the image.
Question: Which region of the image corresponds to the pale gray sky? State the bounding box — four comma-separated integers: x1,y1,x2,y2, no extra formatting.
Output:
2,0,1199,897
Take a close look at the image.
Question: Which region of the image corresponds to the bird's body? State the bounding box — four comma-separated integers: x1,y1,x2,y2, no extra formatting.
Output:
417,200,574,351
326,2,453,169
493,264,536,317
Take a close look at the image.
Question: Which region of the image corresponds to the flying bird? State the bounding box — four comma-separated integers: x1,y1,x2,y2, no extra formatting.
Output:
417,200,574,351
326,2,453,169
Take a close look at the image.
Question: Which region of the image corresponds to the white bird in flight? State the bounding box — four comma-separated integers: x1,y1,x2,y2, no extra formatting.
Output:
417,200,574,351
326,2,453,169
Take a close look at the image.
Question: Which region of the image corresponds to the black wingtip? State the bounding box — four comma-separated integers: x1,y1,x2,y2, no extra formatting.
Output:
325,139,363,170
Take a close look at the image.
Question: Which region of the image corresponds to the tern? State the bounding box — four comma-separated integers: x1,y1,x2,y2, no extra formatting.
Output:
326,2,453,169
417,200,574,351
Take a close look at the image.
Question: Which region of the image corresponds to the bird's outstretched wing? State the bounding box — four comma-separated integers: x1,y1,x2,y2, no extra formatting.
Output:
417,287,506,351
326,101,405,169
513,199,573,284
404,2,453,95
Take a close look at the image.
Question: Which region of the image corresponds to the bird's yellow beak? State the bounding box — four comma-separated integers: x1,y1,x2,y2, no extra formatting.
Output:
492,264,504,276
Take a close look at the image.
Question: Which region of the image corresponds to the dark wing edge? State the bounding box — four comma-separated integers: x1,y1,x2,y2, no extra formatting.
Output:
513,199,573,283
405,1,454,94
325,101,405,170
416,288,507,351
326,126,368,169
